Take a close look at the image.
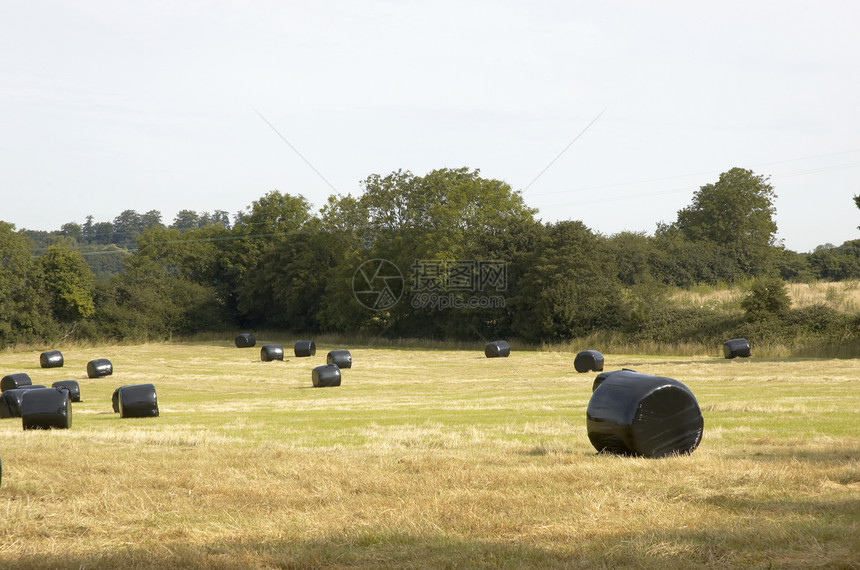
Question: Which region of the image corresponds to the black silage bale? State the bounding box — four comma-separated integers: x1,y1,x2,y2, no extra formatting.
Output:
0,389,29,418
326,350,352,369
294,340,316,357
21,387,72,430
52,380,81,403
87,359,113,378
40,350,64,368
586,370,703,458
1,373,32,392
261,344,284,362
235,333,256,348
312,364,341,387
574,350,604,373
118,384,159,418
484,340,511,358
723,338,751,359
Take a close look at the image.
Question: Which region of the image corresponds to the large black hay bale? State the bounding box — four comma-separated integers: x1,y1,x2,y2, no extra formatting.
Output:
586,370,703,458
235,333,256,348
118,384,159,418
260,344,284,362
484,340,511,358
21,388,72,430
40,350,64,368
111,385,131,413
1,386,49,418
723,338,751,359
87,359,113,378
294,340,316,357
327,350,352,369
1,373,32,392
574,350,604,373
312,364,341,387
52,380,81,403
0,389,29,418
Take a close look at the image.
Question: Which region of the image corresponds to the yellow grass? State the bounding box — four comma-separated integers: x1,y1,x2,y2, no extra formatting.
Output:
0,342,858,568
669,279,860,313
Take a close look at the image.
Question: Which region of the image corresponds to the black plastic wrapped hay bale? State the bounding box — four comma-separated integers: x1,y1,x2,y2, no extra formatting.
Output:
260,344,284,362
0,389,29,418
574,350,604,373
2,387,47,418
40,350,64,368
312,364,341,387
235,333,256,348
21,387,72,430
294,340,316,357
1,373,32,392
586,370,703,458
591,369,636,393
484,340,511,358
52,380,81,403
111,385,131,413
87,359,113,378
327,350,352,369
723,338,751,359
118,384,159,418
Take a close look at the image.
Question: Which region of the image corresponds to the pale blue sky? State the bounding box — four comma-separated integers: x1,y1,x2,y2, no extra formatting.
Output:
1,0,858,252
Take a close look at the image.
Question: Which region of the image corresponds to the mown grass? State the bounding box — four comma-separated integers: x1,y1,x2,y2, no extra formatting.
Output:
0,340,858,568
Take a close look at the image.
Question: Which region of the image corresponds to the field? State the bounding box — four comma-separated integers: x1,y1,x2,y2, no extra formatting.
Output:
1,340,858,569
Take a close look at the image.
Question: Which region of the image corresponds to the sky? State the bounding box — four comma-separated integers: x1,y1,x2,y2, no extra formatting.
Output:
1,0,858,253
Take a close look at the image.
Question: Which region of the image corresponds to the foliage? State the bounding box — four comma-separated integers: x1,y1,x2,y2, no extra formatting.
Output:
38,240,96,322
668,167,778,277
741,276,791,322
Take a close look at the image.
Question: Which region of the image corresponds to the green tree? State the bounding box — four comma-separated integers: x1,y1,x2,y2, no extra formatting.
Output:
512,220,622,342
741,276,791,322
671,168,778,277
38,241,96,323
0,222,56,346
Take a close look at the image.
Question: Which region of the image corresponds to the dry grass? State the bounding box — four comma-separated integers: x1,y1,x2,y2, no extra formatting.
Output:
669,279,860,313
1,342,858,568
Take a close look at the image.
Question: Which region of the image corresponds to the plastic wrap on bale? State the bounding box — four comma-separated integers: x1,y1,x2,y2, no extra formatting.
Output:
40,350,64,368
312,364,341,387
574,350,604,373
586,369,703,458
87,359,113,378
591,369,636,393
484,340,511,358
1,373,32,392
52,380,81,403
261,343,284,362
294,340,316,357
723,338,751,359
2,387,47,417
327,350,352,369
21,387,72,430
118,384,159,418
235,333,256,348
111,386,131,413
0,389,30,418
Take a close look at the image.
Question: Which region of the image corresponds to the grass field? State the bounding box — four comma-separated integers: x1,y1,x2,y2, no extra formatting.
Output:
1,340,858,568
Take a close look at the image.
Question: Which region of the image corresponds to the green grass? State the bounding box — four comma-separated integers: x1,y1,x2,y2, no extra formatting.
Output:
1,340,858,568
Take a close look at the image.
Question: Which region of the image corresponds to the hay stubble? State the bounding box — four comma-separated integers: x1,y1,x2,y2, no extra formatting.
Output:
0,342,857,568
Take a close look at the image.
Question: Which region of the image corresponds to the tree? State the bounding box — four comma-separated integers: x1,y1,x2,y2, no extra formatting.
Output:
0,222,56,346
741,276,791,322
38,241,96,323
512,220,622,342
671,168,778,277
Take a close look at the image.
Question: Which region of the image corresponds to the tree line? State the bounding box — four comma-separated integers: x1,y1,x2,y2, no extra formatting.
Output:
2,166,859,349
